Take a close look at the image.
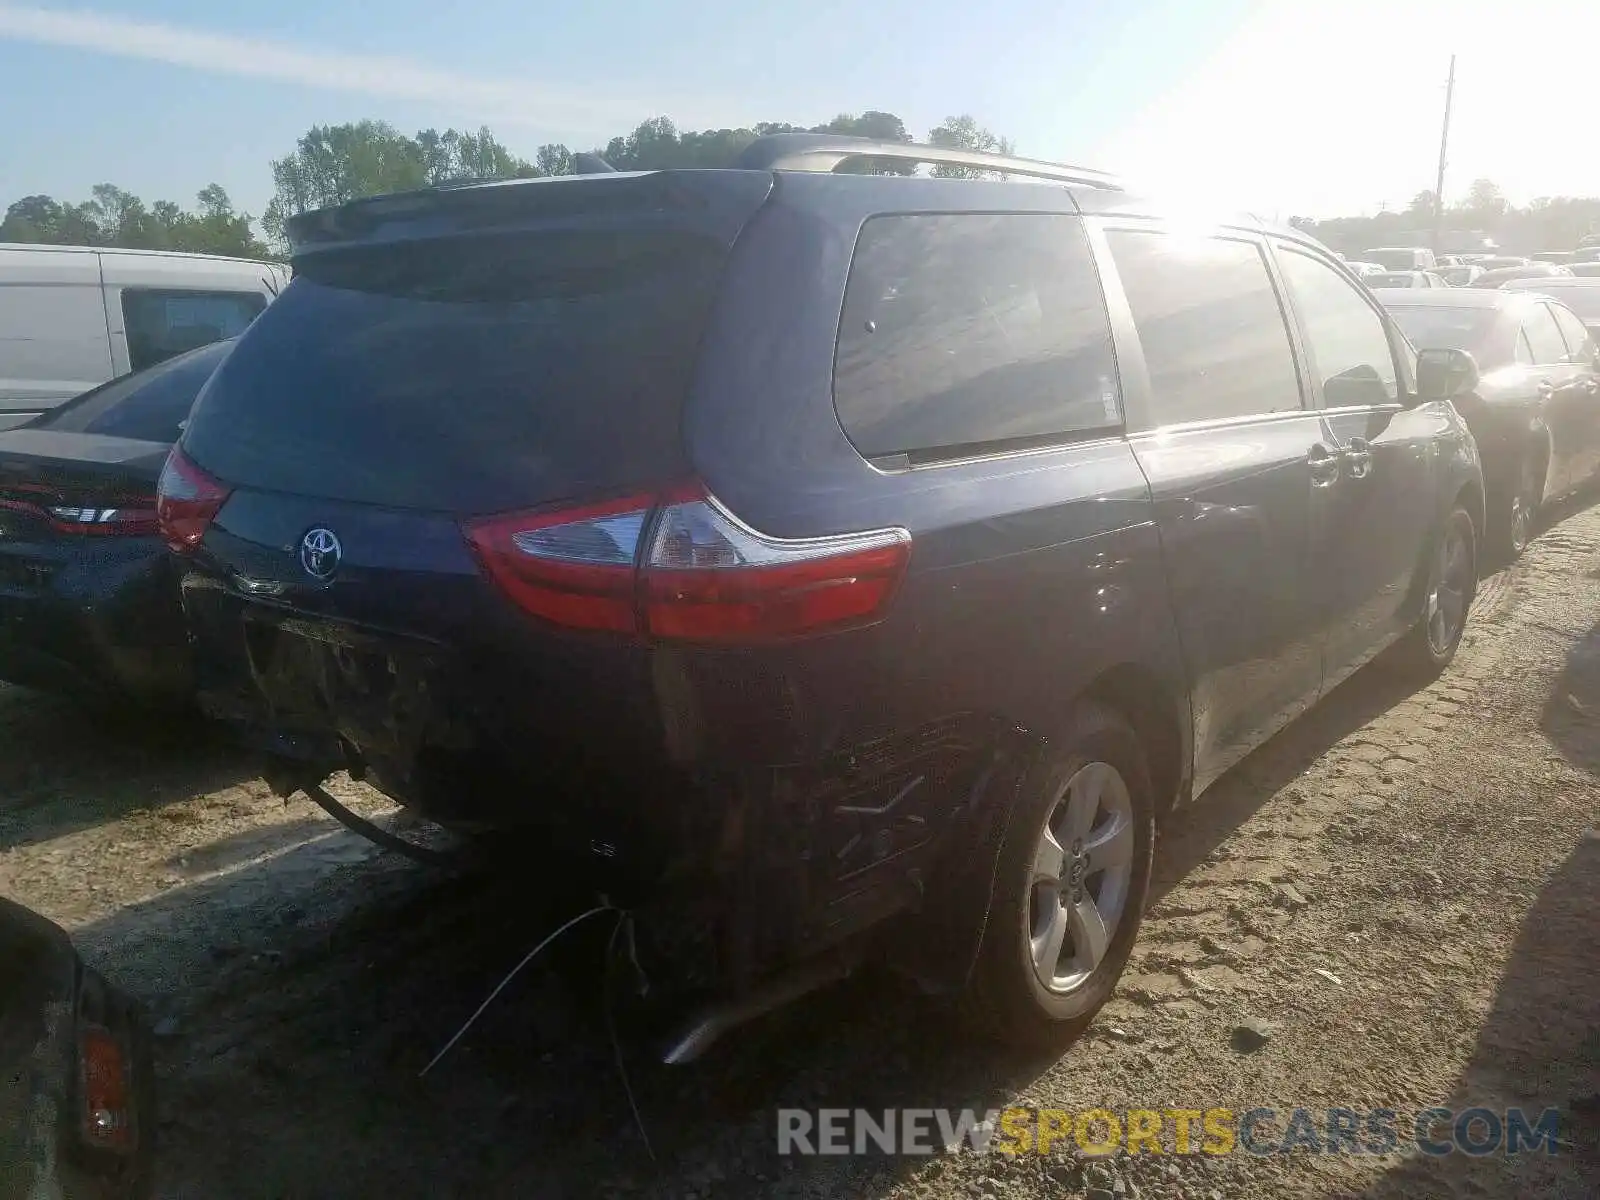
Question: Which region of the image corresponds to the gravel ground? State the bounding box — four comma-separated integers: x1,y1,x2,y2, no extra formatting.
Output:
3,501,1599,1199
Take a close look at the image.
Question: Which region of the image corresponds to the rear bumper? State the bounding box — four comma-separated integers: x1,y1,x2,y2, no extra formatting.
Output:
180,579,1012,991
0,541,191,703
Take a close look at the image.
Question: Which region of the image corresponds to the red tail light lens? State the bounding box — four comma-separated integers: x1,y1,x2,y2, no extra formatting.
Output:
78,1024,134,1151
45,505,160,536
464,494,653,633
462,485,911,643
0,498,159,537
156,446,231,552
641,489,911,642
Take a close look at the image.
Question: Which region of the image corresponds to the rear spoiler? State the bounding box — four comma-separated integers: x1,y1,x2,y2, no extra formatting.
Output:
286,170,774,257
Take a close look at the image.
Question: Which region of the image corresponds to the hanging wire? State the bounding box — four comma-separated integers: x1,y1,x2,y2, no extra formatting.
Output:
419,903,616,1078
605,911,657,1163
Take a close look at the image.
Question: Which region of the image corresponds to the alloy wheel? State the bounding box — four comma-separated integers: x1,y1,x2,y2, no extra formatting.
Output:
1426,518,1473,656
1027,761,1136,994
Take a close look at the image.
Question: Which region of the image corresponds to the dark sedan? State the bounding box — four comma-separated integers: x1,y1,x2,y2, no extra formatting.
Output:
1474,262,1574,288
0,339,231,703
1499,277,1600,341
1377,288,1600,558
0,897,154,1200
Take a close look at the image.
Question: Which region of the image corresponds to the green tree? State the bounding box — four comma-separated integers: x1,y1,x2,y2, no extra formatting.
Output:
0,195,79,243
1457,178,1507,220
263,120,432,246
927,115,1016,178
1407,189,1438,217
262,120,537,248
535,144,573,176
2,184,267,257
813,111,915,174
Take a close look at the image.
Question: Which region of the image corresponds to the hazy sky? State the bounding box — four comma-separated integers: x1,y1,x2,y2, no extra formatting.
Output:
1,0,1595,227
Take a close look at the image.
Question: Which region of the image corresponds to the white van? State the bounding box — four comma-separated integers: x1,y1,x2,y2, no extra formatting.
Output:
1362,246,1438,272
0,244,289,430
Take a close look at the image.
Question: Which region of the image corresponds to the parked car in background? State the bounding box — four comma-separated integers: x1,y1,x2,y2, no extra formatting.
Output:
1530,250,1575,264
0,896,154,1200
1568,262,1600,278
1475,262,1574,288
165,134,1486,1057
1366,270,1449,289
1440,264,1486,287
0,244,286,431
1345,261,1390,277
0,339,231,704
1473,256,1531,271
1498,277,1600,340
1363,246,1438,271
1573,246,1600,263
1378,287,1600,559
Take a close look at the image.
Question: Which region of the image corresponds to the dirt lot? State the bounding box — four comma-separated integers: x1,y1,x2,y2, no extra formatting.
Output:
3,502,1599,1200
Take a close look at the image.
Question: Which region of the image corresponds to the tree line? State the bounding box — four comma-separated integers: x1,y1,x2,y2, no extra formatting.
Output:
5,112,1596,260
0,111,1012,259
1292,179,1600,256
1,183,269,258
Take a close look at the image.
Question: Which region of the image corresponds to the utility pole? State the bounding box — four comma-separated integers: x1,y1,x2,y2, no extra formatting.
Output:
1432,55,1456,254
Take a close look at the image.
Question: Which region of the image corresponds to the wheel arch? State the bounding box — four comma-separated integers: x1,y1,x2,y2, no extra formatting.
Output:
1454,476,1485,543
1079,662,1191,819
890,662,1192,995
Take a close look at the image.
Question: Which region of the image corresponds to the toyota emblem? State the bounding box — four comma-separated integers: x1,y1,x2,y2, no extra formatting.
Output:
299,527,343,582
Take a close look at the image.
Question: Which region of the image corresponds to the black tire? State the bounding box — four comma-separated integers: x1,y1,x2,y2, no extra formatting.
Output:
1488,453,1539,563
1390,504,1477,677
961,703,1155,1052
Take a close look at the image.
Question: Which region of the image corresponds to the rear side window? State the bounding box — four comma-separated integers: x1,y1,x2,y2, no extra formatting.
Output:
1107,230,1302,424
122,289,265,371
1276,249,1399,407
1549,303,1594,362
1521,304,1568,365
834,214,1119,461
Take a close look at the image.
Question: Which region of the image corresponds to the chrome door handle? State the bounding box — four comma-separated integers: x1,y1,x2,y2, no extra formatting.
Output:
1537,380,1555,398
1309,444,1341,488
1342,436,1373,479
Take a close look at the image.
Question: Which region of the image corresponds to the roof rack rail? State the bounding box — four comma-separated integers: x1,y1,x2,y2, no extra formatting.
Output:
734,133,1122,191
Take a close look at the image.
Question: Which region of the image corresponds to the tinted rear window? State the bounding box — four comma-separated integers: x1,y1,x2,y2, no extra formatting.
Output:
182,230,727,513
1385,305,1500,359
36,339,230,444
833,214,1119,461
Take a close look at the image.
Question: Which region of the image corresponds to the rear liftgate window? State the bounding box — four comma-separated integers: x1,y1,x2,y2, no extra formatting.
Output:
833,213,1121,463
184,230,727,514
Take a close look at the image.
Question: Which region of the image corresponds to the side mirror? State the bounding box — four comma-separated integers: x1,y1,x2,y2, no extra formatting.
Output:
1415,347,1480,402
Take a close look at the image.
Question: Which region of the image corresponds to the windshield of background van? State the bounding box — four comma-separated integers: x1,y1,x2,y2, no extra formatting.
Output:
181,230,723,513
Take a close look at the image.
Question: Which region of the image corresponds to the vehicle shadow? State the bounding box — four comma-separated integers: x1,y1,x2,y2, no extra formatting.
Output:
74,648,1450,1198
1541,616,1600,776
0,683,254,852
1354,830,1600,1199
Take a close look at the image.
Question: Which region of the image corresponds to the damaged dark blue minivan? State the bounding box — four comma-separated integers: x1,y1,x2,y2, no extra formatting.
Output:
163,134,1485,1059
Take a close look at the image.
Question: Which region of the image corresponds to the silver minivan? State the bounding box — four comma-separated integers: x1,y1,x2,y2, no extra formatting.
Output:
0,243,288,429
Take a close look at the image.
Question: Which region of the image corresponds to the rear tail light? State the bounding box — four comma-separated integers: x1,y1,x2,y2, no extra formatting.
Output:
464,493,652,633
156,446,232,552
78,1023,135,1151
0,498,159,537
45,505,160,536
463,484,911,643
